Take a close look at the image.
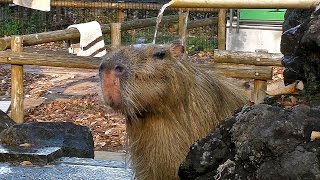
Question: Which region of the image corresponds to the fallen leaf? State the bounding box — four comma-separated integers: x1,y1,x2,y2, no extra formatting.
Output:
19,143,33,148
20,161,33,166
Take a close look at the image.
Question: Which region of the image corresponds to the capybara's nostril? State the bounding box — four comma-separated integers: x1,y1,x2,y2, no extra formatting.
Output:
115,65,126,77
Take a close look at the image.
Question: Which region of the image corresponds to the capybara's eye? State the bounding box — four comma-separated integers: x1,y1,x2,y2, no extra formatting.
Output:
153,51,166,60
115,65,124,73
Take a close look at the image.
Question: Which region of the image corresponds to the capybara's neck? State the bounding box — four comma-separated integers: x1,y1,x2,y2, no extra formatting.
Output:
127,113,192,180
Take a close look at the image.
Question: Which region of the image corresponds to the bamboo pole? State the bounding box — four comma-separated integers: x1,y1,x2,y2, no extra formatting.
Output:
111,23,122,50
214,49,283,66
218,9,226,50
10,36,24,123
170,0,319,9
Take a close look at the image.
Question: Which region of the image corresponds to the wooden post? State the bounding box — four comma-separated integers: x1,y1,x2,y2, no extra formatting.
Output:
218,9,226,50
11,36,24,123
117,9,125,23
178,11,188,47
253,49,268,104
111,23,122,50
253,80,267,104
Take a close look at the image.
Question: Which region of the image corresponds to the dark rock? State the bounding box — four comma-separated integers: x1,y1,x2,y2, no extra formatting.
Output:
282,9,313,32
179,116,236,179
281,8,320,95
0,110,16,132
179,104,320,179
0,122,94,158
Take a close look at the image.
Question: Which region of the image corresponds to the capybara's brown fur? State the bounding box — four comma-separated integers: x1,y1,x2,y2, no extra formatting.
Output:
99,43,247,180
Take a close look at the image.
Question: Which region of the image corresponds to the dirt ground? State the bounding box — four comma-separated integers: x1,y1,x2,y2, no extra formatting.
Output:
0,43,284,152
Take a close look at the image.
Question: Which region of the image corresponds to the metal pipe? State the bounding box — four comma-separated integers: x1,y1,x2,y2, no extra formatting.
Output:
170,0,319,9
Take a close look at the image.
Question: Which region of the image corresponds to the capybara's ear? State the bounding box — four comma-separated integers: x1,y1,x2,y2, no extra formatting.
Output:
169,40,185,59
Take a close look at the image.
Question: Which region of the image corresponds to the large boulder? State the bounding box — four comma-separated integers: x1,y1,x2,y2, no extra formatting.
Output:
179,104,320,179
0,110,16,132
281,8,320,94
0,122,94,158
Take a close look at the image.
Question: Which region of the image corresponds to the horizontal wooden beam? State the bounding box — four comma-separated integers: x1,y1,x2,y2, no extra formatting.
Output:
170,0,319,9
214,49,283,67
187,17,217,29
0,0,218,12
0,51,273,80
199,64,273,80
0,51,100,69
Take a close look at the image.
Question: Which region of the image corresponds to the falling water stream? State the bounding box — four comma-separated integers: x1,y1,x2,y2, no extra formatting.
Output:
152,0,176,44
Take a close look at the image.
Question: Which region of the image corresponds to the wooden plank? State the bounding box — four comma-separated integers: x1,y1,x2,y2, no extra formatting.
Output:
214,49,283,66
10,36,24,123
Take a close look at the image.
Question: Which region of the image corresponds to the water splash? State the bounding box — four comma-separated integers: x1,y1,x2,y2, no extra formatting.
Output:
152,0,176,44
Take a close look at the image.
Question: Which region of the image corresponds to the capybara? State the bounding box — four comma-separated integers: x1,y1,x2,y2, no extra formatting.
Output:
99,42,247,179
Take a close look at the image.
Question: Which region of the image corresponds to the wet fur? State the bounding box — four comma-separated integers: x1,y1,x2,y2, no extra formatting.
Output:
100,44,246,179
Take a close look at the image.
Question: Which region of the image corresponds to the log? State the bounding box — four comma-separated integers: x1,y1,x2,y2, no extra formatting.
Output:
0,15,179,51
0,51,101,69
0,51,272,80
214,49,283,66
187,17,217,29
170,0,318,9
218,9,226,50
10,36,24,123
199,63,273,80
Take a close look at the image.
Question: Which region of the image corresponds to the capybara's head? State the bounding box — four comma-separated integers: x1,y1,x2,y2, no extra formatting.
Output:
99,42,185,122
